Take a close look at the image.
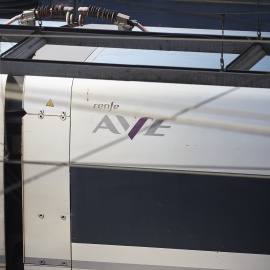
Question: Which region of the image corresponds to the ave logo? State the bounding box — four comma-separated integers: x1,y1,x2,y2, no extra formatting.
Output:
93,115,171,140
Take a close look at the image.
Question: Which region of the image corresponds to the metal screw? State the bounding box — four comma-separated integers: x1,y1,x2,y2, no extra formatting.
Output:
38,110,44,119
62,261,67,266
60,111,66,121
39,259,45,265
38,213,44,219
61,215,66,220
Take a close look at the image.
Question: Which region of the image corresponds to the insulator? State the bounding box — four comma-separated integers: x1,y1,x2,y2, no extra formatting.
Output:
78,5,148,31
66,11,75,26
78,13,85,26
52,4,64,17
36,5,65,19
87,5,117,23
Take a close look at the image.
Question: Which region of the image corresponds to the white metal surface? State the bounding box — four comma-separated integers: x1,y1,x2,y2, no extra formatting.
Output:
23,76,73,116
72,243,270,270
85,48,239,69
33,45,97,62
24,266,68,270
23,114,71,268
0,75,7,270
83,46,268,72
1,19,266,270
70,79,270,175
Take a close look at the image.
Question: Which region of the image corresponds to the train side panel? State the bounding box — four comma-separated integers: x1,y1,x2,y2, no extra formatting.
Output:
69,78,270,269
0,75,7,270
21,76,270,270
22,77,72,269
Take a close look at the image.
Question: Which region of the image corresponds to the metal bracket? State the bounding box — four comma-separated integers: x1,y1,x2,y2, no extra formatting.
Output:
116,22,133,31
226,44,266,71
116,13,134,31
19,10,36,25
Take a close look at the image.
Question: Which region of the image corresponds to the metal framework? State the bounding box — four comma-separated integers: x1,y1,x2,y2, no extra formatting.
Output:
226,44,266,71
1,25,270,54
1,24,270,88
2,58,270,88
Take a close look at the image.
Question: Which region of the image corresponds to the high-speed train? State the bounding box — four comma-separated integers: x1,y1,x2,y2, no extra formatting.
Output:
1,8,270,270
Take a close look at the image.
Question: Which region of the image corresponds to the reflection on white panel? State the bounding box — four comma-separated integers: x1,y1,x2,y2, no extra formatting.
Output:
251,55,270,72
86,48,239,69
24,266,68,270
34,45,97,62
0,42,16,54
70,79,270,175
72,243,270,270
0,75,7,270
23,115,70,268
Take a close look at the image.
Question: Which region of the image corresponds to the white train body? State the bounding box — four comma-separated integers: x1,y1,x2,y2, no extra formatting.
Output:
1,24,270,270
21,75,270,270
0,75,7,270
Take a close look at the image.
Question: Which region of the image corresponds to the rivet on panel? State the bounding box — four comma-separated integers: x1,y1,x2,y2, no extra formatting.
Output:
38,213,44,219
38,110,44,119
60,111,66,121
62,261,67,266
61,215,66,220
39,259,45,265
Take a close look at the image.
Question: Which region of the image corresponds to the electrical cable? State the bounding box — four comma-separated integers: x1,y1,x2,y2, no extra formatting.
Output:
257,0,262,39
137,23,149,32
3,15,21,25
220,14,225,71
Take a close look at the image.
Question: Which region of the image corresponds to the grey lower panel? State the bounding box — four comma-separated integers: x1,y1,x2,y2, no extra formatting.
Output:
72,261,220,270
71,168,270,254
25,257,70,268
0,255,5,264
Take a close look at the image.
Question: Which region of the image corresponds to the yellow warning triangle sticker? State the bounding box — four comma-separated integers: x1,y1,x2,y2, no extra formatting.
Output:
46,99,54,107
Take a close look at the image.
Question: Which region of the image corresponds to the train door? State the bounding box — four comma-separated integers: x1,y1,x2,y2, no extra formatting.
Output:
22,76,72,270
